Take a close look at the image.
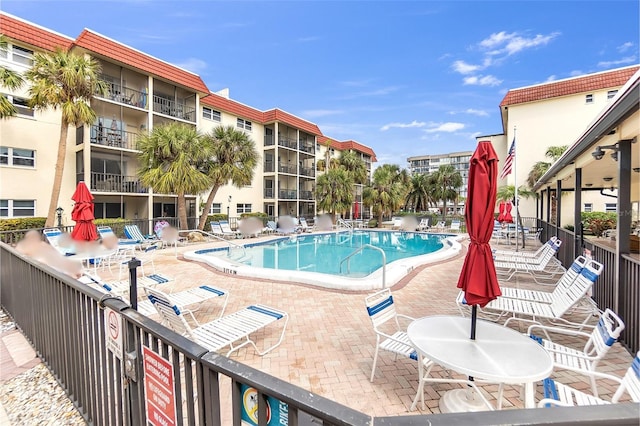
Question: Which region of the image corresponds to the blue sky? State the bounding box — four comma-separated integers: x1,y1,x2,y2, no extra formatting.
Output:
3,1,639,167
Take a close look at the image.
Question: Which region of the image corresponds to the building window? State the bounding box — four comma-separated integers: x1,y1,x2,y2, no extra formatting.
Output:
237,118,252,131
585,94,594,104
607,90,618,100
202,107,221,122
11,45,34,66
584,203,593,212
236,203,252,214
2,95,34,117
0,199,35,217
0,147,35,167
209,203,221,214
605,203,617,213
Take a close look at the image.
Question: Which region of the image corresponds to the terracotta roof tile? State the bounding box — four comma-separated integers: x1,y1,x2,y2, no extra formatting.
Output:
73,30,209,93
317,136,377,162
0,13,73,51
500,66,639,106
201,93,264,123
263,109,322,136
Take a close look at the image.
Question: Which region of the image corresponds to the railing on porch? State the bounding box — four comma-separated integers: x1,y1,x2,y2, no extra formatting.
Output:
90,172,148,194
539,219,639,354
90,125,140,150
1,243,638,425
96,78,148,109
278,137,298,150
152,95,196,122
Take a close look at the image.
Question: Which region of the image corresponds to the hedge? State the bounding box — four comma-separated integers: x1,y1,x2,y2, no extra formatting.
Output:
581,212,617,237
0,217,48,244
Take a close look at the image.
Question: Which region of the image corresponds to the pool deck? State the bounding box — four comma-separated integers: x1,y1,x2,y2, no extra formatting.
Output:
4,231,635,419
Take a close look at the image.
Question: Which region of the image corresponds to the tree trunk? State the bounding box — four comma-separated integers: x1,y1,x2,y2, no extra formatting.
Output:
45,120,69,227
177,194,188,230
197,183,221,230
517,207,526,249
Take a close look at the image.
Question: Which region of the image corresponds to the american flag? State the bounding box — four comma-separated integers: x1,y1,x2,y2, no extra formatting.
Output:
499,138,515,180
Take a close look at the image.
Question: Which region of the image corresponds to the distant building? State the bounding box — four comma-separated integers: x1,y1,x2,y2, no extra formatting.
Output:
407,151,473,213
479,65,639,225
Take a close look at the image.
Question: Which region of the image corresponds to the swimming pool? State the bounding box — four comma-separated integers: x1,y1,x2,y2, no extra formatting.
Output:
184,230,462,291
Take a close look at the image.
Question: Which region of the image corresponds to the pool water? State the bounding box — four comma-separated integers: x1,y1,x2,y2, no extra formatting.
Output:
202,231,447,277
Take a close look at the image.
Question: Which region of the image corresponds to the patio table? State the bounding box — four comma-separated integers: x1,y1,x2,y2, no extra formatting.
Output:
407,315,552,412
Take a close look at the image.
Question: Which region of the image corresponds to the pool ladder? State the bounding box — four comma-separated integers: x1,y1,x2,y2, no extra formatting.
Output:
339,244,387,288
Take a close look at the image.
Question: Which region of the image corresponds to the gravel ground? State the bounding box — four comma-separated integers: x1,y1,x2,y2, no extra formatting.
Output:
0,310,86,425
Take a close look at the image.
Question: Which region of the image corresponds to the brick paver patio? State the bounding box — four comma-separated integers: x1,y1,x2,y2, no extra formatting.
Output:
97,233,634,418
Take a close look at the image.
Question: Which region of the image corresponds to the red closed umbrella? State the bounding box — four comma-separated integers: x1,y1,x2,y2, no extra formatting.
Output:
70,181,98,241
354,201,360,219
457,141,501,336
503,201,513,223
497,201,505,222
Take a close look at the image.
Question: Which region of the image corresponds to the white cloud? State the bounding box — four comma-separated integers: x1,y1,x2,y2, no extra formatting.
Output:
380,120,427,131
301,109,343,118
569,70,584,77
340,78,375,87
617,42,634,53
597,56,637,68
424,122,465,133
463,75,503,86
463,108,489,117
481,31,560,56
452,60,482,74
297,36,321,43
544,75,557,82
173,58,207,74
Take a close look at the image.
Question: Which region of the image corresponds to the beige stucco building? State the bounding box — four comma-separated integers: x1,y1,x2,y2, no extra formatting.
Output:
0,12,376,225
478,65,639,226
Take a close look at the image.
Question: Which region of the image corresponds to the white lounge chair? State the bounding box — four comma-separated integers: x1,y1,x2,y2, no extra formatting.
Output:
42,228,74,255
494,238,564,283
459,259,603,329
138,284,228,319
219,220,241,238
493,236,559,260
117,243,160,279
210,221,236,239
417,218,430,231
299,217,313,233
528,308,625,397
124,224,159,245
448,219,461,232
146,287,288,356
538,351,640,407
365,289,431,382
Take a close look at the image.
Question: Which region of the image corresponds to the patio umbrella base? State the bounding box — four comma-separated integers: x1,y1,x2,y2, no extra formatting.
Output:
439,388,490,413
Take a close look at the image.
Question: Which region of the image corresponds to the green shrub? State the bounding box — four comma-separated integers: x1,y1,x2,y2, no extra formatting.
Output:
94,218,129,238
581,212,616,237
204,214,229,230
564,225,575,232
0,217,47,244
368,219,378,228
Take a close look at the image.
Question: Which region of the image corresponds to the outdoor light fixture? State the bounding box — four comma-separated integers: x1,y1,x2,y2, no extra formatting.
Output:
55,207,64,228
603,177,614,182
227,195,232,219
633,167,640,173
585,183,593,187
591,143,618,160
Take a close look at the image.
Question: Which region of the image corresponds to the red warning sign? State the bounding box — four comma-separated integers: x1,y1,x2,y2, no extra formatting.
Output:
143,346,176,426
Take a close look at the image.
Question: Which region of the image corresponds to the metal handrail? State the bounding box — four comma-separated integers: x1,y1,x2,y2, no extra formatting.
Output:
178,229,247,258
336,218,353,229
339,244,387,288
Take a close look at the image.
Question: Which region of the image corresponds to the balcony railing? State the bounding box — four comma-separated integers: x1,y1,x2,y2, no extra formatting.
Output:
299,143,315,154
90,125,140,150
264,135,275,146
264,188,274,198
278,137,297,150
299,190,314,200
96,78,148,109
90,172,147,193
278,164,297,174
300,166,315,177
264,161,274,173
152,95,196,122
279,189,297,199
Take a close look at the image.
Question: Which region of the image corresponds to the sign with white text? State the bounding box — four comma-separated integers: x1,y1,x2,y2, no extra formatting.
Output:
104,307,123,360
143,346,176,426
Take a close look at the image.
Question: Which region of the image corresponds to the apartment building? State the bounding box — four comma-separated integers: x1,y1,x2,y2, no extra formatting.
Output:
0,12,377,223
407,151,473,213
479,65,639,225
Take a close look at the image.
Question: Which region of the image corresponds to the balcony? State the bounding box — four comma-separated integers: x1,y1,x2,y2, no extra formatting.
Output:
278,137,297,150
299,143,315,154
264,135,275,146
89,125,140,150
299,190,314,200
278,189,297,199
152,95,196,122
90,172,147,193
264,188,274,198
264,160,274,173
300,166,315,177
96,78,148,109
278,164,297,174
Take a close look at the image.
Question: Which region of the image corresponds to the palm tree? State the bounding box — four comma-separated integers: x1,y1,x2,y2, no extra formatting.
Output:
25,48,107,226
406,173,432,212
430,165,463,219
338,149,368,184
363,164,409,224
497,184,535,248
0,35,24,119
137,123,213,230
196,125,259,230
315,168,354,221
526,145,568,187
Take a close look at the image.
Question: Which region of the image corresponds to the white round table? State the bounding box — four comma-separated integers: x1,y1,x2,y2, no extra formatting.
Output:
407,315,553,412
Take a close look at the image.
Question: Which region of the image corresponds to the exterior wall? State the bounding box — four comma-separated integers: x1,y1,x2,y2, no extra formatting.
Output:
497,87,623,219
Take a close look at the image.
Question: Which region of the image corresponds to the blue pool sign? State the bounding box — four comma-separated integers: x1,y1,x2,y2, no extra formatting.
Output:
240,384,288,426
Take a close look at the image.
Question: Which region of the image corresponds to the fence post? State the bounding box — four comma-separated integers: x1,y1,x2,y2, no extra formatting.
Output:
125,257,142,425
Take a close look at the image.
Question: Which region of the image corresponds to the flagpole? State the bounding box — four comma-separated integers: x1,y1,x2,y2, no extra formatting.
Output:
514,126,519,252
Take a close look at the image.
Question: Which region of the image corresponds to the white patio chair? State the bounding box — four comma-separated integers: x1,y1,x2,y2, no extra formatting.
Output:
146,287,288,356
417,218,430,231
458,259,603,329
493,236,559,259
538,352,640,407
493,238,564,283
528,308,625,397
138,284,228,320
118,242,160,279
210,221,236,239
448,219,461,233
219,220,241,238
299,217,313,233
365,289,433,382
264,220,277,234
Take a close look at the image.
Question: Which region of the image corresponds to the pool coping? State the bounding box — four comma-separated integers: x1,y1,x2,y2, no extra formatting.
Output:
183,230,465,291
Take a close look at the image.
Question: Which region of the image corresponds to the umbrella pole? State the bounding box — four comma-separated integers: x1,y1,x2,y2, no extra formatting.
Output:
470,305,477,340
128,258,141,310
